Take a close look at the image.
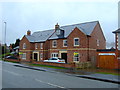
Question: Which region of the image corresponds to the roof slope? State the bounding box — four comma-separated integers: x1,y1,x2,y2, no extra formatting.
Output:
49,21,98,39
113,28,120,33
25,21,98,42
25,29,54,42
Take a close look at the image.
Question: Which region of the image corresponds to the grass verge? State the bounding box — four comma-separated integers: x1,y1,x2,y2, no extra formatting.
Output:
96,72,120,76
29,63,69,70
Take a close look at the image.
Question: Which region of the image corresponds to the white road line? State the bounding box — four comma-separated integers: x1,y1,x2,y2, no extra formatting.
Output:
35,79,65,88
3,70,22,76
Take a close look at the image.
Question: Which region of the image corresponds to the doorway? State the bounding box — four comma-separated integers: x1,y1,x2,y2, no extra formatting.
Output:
34,53,38,61
61,53,67,63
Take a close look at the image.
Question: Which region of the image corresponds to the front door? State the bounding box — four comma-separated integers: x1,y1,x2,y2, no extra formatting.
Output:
61,53,67,63
34,53,38,61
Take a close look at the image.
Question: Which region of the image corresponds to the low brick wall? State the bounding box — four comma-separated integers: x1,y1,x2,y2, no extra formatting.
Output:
5,59,20,63
75,61,92,69
33,61,75,68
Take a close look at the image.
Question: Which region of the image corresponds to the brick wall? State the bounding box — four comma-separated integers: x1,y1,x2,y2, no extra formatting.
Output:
33,61,75,68
89,23,106,49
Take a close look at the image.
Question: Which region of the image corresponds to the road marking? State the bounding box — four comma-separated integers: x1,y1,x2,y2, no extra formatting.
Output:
35,79,66,88
3,70,22,76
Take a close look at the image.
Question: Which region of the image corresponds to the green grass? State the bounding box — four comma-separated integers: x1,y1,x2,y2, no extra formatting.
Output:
0,53,12,58
96,72,120,76
29,63,69,69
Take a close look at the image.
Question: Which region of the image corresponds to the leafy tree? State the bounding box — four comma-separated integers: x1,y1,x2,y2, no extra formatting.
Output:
14,39,20,47
10,38,20,49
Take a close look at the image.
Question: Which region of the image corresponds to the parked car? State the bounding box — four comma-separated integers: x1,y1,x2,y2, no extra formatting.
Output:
43,57,65,63
5,56,18,59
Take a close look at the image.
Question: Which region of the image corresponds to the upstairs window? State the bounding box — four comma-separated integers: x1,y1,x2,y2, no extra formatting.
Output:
63,40,67,47
74,38,79,46
23,43,26,49
52,40,57,48
35,43,38,49
40,43,43,49
97,39,100,46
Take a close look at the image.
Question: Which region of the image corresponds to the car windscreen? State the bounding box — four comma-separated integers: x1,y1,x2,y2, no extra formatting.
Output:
58,58,63,60
52,58,58,60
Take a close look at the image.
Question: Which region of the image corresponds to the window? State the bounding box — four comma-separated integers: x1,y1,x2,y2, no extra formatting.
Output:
74,38,79,46
22,53,26,60
97,39,100,46
23,43,26,49
35,43,38,49
51,53,58,58
40,43,43,49
63,40,67,47
40,53,43,60
52,40,57,47
73,52,79,62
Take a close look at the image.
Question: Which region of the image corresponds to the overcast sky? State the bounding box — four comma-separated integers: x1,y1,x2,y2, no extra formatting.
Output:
0,0,119,45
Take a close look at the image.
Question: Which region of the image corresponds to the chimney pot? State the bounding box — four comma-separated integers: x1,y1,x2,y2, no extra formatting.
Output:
27,30,31,35
55,23,59,30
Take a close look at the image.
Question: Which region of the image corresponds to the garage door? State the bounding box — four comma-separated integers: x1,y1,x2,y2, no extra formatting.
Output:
98,55,115,69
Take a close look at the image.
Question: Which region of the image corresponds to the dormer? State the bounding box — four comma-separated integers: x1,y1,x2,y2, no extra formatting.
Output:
55,23,64,36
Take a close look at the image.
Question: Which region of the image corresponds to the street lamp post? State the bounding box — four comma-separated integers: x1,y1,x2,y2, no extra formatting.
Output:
4,22,7,60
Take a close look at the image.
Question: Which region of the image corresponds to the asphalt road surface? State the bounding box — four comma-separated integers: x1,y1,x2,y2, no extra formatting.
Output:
2,61,119,89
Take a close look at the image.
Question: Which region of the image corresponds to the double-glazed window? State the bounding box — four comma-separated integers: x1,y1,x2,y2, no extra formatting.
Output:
22,53,26,60
52,40,57,48
97,39,100,46
73,52,79,62
51,53,58,58
74,38,79,46
63,40,67,47
40,53,43,60
23,43,26,49
35,43,38,49
40,43,43,49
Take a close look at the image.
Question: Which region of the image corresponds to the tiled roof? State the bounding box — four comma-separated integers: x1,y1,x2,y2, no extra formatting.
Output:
113,28,120,33
49,21,98,39
25,29,54,42
25,21,98,42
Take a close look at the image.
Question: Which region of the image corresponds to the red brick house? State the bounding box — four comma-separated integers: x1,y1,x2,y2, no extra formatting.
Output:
19,21,106,66
96,28,120,69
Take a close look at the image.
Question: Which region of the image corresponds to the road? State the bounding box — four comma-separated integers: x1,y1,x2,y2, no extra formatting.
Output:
2,61,119,89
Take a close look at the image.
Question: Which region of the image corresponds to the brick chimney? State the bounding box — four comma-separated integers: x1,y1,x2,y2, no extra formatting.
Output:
55,23,59,31
27,30,31,35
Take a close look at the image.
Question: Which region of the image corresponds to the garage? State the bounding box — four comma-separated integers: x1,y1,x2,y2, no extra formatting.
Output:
97,49,117,69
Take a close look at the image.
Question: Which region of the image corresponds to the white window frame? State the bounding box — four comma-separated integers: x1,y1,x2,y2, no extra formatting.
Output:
73,52,80,62
51,53,58,58
74,38,79,46
23,43,26,49
97,39,100,46
40,43,43,49
22,53,26,60
52,40,57,48
40,53,43,60
63,40,67,47
35,43,38,49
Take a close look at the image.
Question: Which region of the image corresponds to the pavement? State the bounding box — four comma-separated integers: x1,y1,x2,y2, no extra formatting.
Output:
10,62,120,84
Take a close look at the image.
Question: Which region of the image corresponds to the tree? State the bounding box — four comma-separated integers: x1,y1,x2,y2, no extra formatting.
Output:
10,39,20,49
14,39,20,47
